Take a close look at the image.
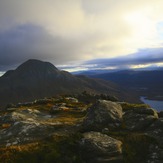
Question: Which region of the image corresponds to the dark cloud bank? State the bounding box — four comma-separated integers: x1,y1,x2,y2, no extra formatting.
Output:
0,24,84,71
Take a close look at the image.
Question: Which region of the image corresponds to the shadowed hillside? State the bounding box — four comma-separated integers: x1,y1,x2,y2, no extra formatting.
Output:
85,70,163,100
0,59,135,108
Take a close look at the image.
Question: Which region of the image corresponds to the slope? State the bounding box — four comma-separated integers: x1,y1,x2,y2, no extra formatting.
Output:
0,59,126,108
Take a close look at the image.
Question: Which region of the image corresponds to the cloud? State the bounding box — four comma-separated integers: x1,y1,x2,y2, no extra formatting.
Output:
0,0,85,36
83,48,163,70
58,47,163,71
0,0,163,71
0,23,113,71
0,24,86,70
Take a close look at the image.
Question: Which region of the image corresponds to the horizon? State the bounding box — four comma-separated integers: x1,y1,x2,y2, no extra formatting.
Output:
1,58,163,78
0,1,163,72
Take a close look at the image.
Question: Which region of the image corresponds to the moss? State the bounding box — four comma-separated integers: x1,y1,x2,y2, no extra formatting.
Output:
76,92,118,104
1,123,11,129
123,133,157,163
105,131,157,163
0,143,39,163
121,102,150,111
3,133,83,163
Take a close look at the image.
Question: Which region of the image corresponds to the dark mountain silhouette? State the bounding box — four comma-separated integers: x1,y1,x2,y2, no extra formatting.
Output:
0,59,133,108
90,70,163,100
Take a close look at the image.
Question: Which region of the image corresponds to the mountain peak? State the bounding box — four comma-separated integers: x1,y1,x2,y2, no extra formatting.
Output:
16,59,58,72
14,59,59,77
1,59,59,79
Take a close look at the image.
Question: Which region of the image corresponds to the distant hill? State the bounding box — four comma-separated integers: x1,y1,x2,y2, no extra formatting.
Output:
89,70,163,100
0,59,134,108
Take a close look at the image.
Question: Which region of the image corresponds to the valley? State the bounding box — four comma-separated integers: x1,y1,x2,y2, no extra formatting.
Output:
79,69,163,101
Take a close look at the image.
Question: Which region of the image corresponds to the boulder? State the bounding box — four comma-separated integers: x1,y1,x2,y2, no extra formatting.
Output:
123,107,158,131
83,100,123,131
0,108,57,146
81,131,123,163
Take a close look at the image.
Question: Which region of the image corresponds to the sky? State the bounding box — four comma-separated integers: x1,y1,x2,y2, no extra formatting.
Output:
0,0,163,73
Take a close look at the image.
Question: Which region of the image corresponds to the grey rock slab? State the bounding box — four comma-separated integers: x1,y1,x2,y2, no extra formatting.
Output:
81,131,123,162
123,107,158,131
83,100,123,131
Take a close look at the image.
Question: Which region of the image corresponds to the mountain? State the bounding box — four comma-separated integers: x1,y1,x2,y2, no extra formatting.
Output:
89,70,163,100
0,59,132,108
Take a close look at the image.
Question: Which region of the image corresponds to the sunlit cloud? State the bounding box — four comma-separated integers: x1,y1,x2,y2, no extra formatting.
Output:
60,48,163,71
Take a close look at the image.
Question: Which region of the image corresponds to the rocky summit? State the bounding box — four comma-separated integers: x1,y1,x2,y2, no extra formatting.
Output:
0,95,163,163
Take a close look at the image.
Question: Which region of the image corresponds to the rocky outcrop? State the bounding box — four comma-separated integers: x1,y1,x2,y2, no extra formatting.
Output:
123,107,158,131
82,100,163,162
0,97,163,163
0,108,57,146
81,131,123,163
83,100,123,131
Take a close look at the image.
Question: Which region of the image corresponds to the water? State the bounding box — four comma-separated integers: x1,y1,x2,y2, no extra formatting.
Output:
140,97,163,112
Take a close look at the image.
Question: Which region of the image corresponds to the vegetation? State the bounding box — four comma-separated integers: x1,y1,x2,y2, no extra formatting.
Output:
0,131,157,163
0,96,87,163
121,102,150,111
0,134,83,163
77,91,118,104
103,131,157,163
122,133,157,163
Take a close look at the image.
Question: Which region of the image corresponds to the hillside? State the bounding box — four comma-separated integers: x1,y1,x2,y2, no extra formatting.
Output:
0,59,131,108
88,70,163,100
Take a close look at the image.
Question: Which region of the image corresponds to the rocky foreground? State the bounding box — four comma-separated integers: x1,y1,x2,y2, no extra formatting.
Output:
0,96,163,163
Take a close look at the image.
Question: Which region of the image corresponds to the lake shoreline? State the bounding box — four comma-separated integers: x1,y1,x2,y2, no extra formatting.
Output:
140,96,163,112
